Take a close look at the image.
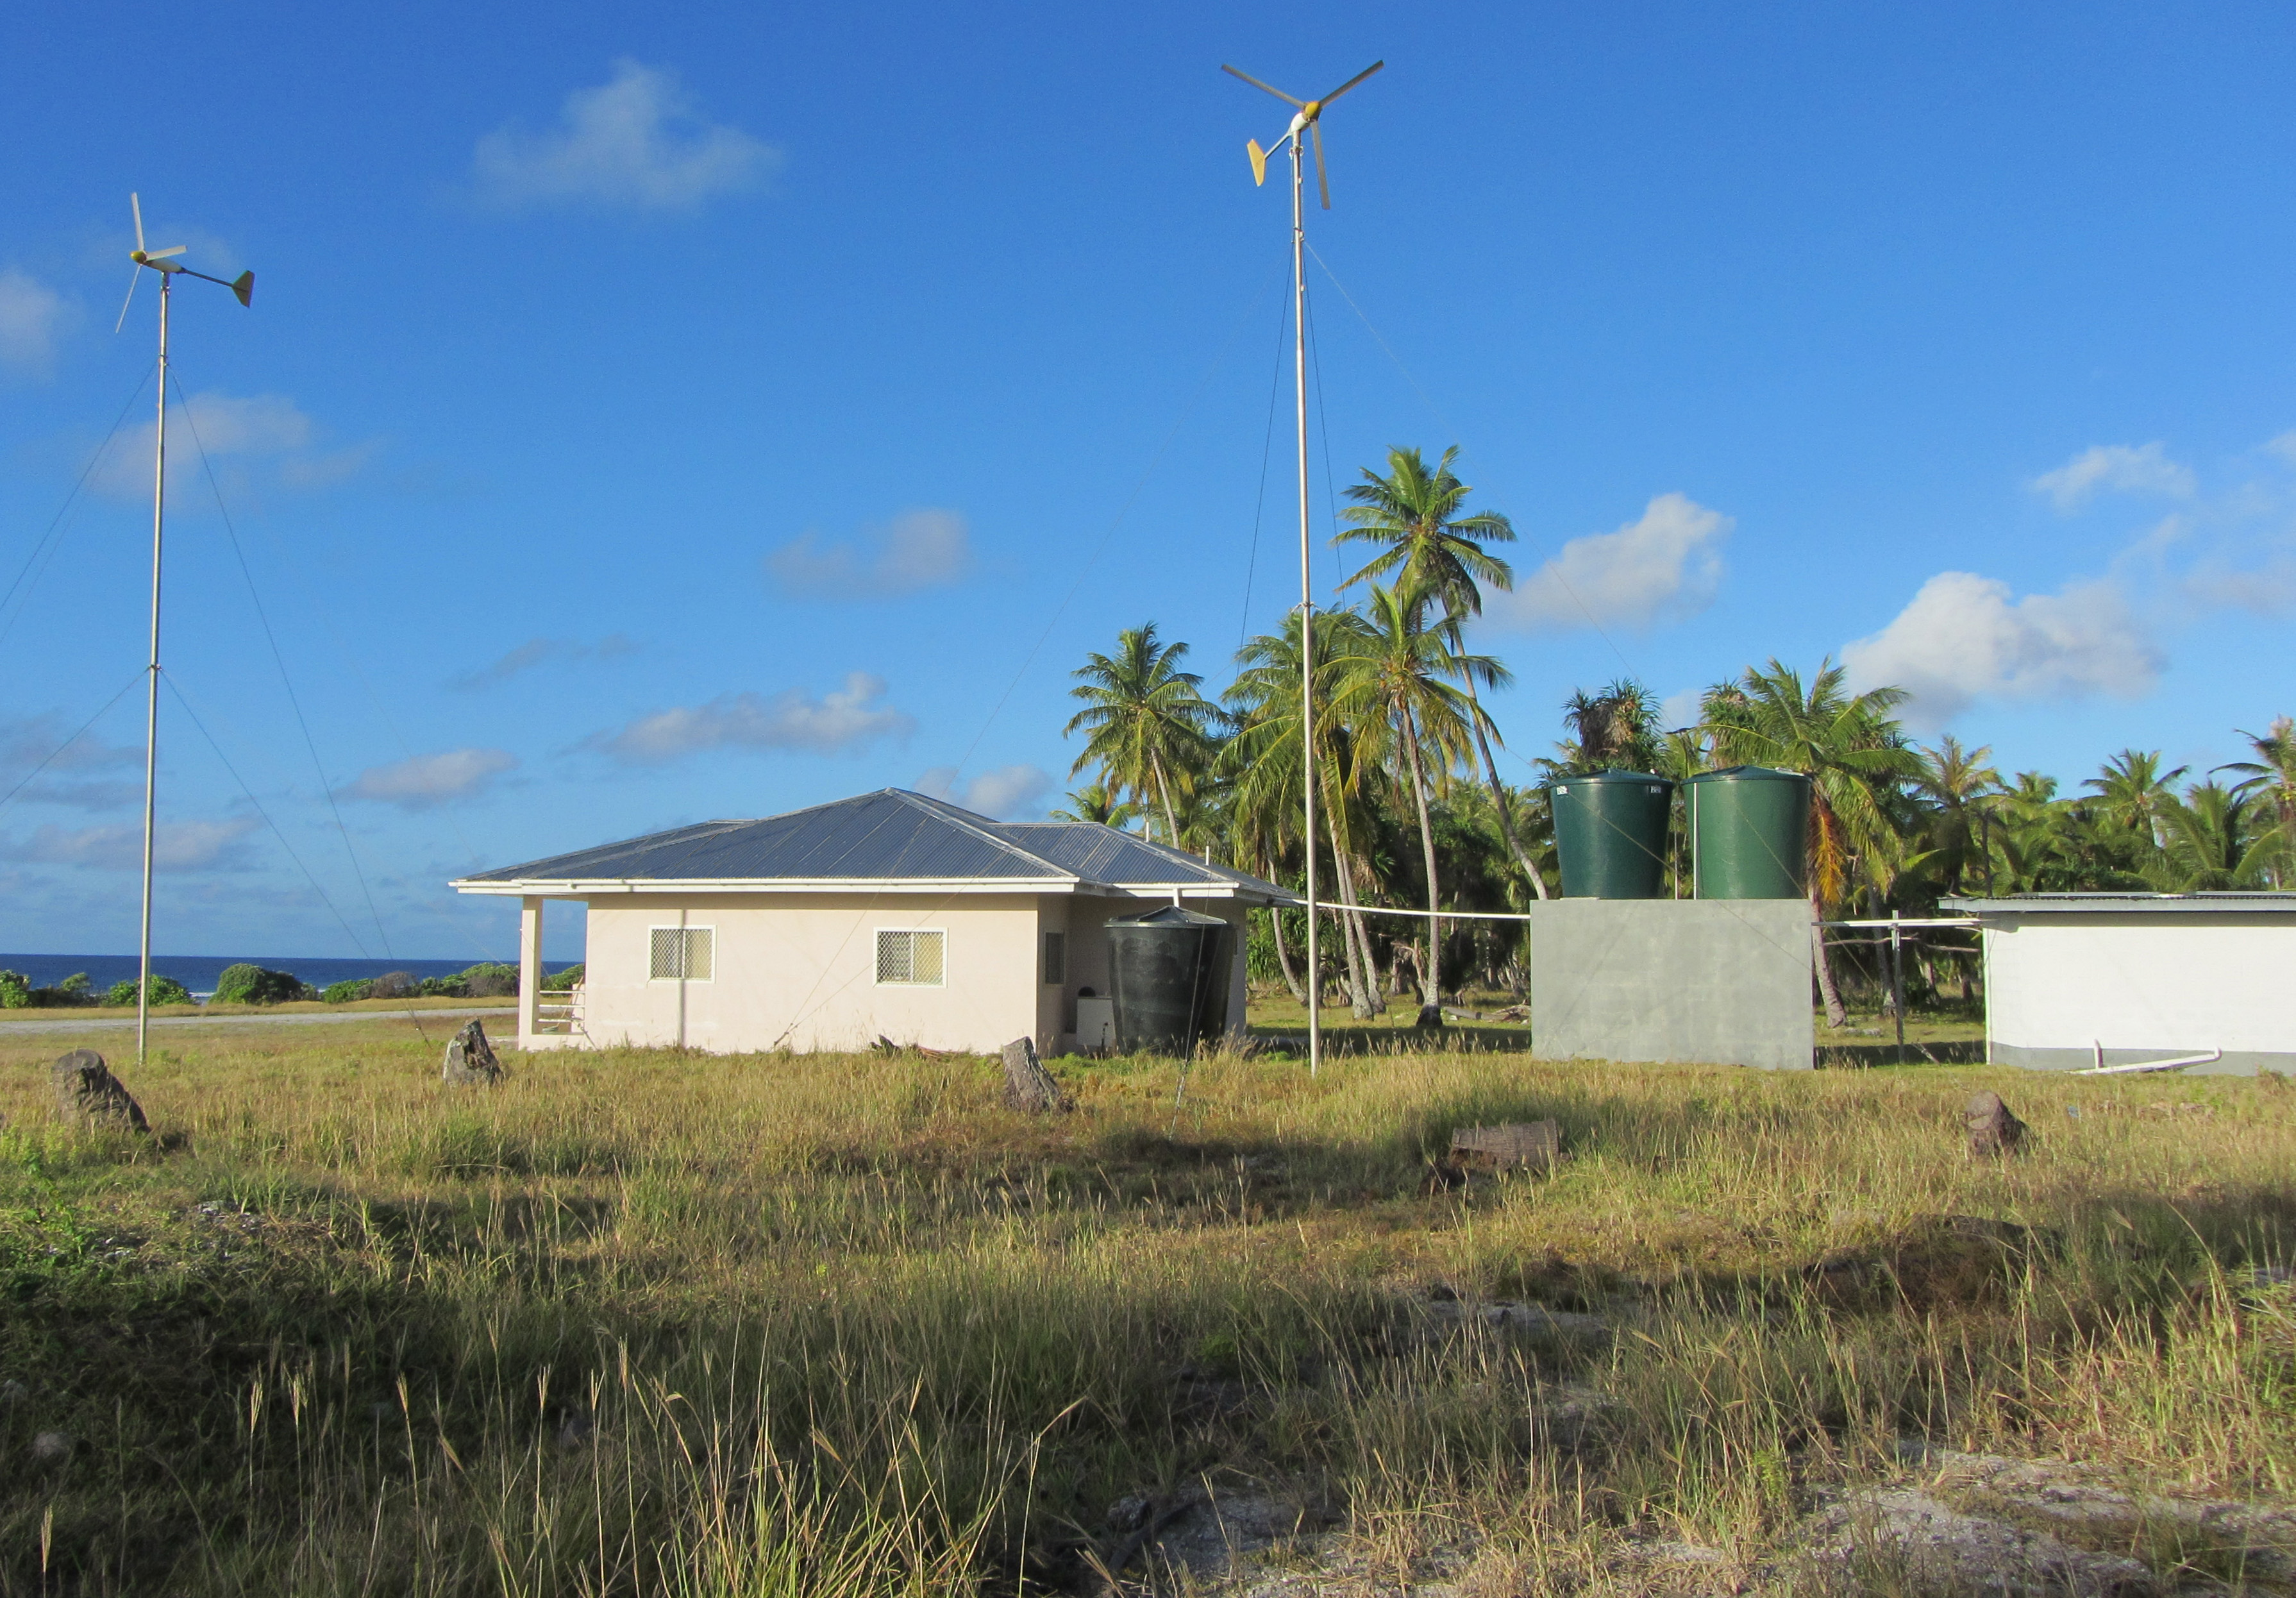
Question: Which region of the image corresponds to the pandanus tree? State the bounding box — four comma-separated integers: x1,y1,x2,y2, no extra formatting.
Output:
1335,445,1547,898
1702,659,1913,1028
1328,582,1493,1007
1558,678,1664,775
1064,623,1219,848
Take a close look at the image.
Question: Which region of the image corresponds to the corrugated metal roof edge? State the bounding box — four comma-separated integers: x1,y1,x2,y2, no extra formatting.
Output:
1942,891,2296,915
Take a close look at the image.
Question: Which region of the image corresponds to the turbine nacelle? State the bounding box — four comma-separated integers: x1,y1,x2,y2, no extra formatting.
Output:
117,193,255,330
1223,60,1382,208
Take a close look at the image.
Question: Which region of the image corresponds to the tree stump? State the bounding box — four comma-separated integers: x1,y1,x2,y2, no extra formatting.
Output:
442,1019,503,1085
1000,1036,1070,1113
1965,1091,2026,1157
51,1049,148,1132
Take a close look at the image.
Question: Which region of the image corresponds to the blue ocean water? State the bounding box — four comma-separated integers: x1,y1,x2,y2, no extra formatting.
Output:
0,954,578,998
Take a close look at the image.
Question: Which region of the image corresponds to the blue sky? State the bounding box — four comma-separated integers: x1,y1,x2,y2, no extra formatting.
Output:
3,1,2294,960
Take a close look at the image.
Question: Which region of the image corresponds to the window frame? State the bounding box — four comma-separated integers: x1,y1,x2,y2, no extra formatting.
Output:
1043,930,1066,986
873,927,947,989
647,925,716,983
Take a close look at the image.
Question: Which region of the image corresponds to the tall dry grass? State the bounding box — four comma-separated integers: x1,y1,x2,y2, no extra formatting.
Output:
0,1023,2290,1594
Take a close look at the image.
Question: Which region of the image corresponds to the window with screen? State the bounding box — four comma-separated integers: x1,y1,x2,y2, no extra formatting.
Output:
1043,931,1066,986
648,927,714,981
875,929,945,986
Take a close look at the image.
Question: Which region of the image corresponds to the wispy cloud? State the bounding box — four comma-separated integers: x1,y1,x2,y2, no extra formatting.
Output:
337,748,519,810
449,634,638,691
5,816,260,872
0,269,72,373
1842,571,2159,729
0,713,140,809
1486,492,1730,632
90,390,367,500
593,673,914,764
472,60,778,213
915,763,1053,819
766,509,973,600
2030,442,2195,512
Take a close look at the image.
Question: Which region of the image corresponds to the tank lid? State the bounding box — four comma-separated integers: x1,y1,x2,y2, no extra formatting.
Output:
1549,768,1673,787
1684,764,1809,784
1107,905,1229,929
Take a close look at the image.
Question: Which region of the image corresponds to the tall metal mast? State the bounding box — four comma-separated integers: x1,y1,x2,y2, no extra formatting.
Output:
1225,60,1383,1079
115,193,255,1060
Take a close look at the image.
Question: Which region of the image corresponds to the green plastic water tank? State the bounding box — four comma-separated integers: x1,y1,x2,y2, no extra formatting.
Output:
1548,770,1675,898
1688,766,1811,898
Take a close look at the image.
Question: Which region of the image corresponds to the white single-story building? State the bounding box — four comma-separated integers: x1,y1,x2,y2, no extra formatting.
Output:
450,788,1293,1056
1942,891,2296,1075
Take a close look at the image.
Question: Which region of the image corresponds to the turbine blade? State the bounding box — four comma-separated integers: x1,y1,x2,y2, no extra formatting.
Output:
131,192,146,253
1318,60,1385,106
146,246,185,260
1221,64,1304,107
1314,122,1330,209
113,268,140,335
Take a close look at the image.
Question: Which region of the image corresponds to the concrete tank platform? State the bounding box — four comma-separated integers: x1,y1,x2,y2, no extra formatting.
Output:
1527,898,1814,1071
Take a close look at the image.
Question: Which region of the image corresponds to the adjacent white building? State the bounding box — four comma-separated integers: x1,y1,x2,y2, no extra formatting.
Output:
450,789,1291,1056
1943,892,2296,1075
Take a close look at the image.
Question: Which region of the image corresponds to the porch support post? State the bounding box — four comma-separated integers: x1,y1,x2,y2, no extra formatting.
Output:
519,895,543,1048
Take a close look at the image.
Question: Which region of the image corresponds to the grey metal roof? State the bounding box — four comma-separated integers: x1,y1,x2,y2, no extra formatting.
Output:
452,789,1294,900
1942,892,2296,916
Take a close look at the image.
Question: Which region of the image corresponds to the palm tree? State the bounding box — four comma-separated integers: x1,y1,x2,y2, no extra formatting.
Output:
1702,659,1913,1028
1334,445,1549,900
1558,678,1663,773
1328,582,1491,1007
2221,716,2296,887
1912,736,2004,896
2152,780,2282,890
2084,748,2187,866
1224,610,1386,1016
1050,780,1137,830
1064,623,1219,847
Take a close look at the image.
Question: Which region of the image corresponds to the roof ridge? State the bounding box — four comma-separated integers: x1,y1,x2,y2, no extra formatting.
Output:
885,789,1076,879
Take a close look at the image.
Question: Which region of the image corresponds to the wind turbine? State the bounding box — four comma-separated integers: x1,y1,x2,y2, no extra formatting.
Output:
117,194,255,1063
1222,60,1381,1077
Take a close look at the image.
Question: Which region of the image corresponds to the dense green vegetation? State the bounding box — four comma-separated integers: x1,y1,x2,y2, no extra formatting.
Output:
1058,445,2296,1025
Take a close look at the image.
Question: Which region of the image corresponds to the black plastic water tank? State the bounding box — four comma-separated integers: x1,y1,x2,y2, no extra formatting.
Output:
1105,905,1236,1056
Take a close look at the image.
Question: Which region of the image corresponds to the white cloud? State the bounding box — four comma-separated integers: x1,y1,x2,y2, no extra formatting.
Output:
596,673,914,763
915,763,1053,818
2263,431,2296,467
472,60,777,212
2029,442,2195,512
93,390,342,499
337,748,519,809
450,634,638,690
1487,492,1731,633
766,509,973,600
0,714,141,811
0,269,71,372
1841,571,2161,729
8,816,259,872
1659,689,1704,732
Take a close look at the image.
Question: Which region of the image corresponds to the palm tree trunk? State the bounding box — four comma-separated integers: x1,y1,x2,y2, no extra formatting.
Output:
1330,846,1382,1017
1400,705,1443,1006
1263,872,1306,1004
1811,893,1847,1028
1150,754,1180,848
1464,675,1549,900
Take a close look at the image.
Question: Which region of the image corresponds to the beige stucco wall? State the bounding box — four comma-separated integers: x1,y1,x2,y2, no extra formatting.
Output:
549,890,1259,1057
574,893,1051,1056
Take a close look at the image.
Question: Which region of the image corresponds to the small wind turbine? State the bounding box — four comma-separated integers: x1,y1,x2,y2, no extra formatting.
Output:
1222,60,1381,1078
117,194,255,1063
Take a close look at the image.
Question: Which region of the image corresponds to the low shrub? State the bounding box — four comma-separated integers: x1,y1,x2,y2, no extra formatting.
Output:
368,971,419,999
540,963,585,991
321,979,374,1004
0,970,28,1009
212,963,306,1005
101,975,193,1007
419,974,465,997
29,973,96,1007
460,962,519,997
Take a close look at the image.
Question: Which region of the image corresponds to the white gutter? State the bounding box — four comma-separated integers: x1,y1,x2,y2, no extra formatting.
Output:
2074,1044,2224,1076
448,876,1287,902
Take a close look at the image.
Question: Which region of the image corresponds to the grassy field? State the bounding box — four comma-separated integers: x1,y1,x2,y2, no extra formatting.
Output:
1,1017,2291,1595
